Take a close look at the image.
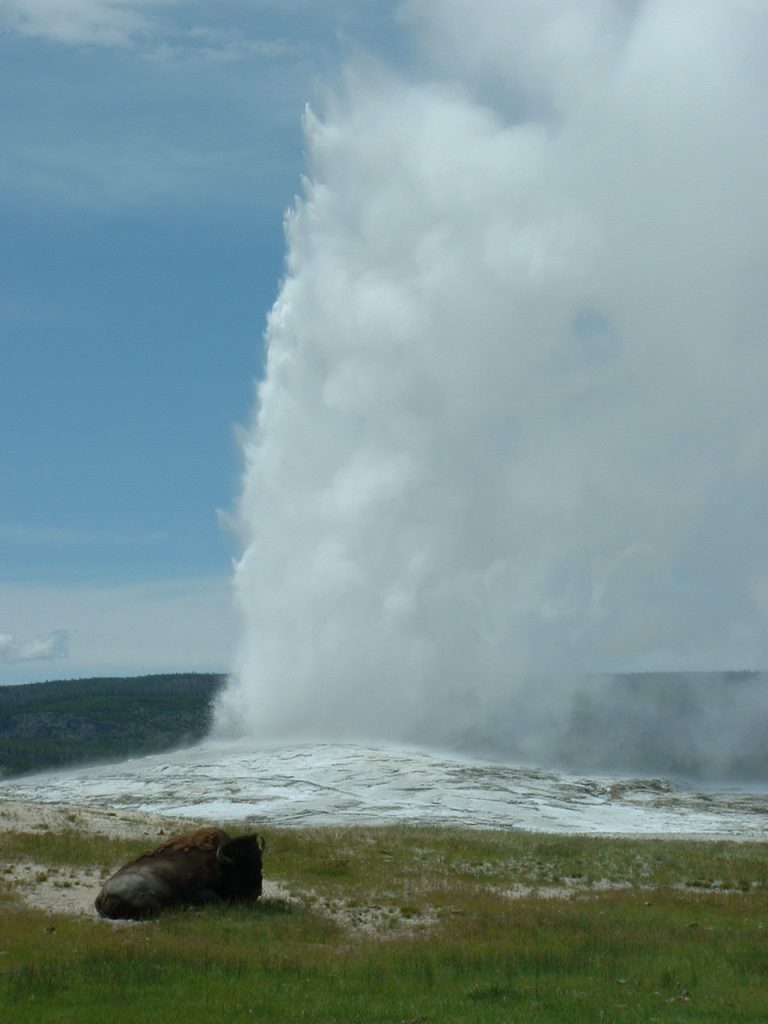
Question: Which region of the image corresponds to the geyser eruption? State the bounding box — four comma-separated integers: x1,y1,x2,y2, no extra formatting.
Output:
215,1,768,764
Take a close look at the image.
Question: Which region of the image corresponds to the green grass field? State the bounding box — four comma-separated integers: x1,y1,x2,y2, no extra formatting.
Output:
2,824,768,1023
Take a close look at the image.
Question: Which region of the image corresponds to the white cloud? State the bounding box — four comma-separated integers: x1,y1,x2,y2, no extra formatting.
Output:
0,577,236,683
0,629,70,664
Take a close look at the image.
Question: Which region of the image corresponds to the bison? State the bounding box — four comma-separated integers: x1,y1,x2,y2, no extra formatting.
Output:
95,827,265,920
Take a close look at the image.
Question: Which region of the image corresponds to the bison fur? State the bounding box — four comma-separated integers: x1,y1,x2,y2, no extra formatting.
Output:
95,827,265,920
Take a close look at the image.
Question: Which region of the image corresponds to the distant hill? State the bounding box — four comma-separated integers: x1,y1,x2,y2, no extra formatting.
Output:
0,673,226,779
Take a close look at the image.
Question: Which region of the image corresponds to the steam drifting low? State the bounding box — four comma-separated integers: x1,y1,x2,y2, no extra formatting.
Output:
215,1,768,766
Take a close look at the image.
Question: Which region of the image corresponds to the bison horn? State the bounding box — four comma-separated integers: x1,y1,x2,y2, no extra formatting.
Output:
259,836,266,852
216,845,234,866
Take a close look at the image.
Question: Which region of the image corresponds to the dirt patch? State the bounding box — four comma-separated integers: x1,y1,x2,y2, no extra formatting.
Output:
297,891,439,937
0,799,190,842
3,861,105,918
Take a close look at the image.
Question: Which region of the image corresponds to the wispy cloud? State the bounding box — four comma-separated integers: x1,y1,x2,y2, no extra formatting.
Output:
1,1,314,212
0,0,167,47
1,0,300,62
145,25,301,65
0,629,70,664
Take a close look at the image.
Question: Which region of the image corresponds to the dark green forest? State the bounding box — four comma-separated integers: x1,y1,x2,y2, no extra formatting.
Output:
0,673,225,779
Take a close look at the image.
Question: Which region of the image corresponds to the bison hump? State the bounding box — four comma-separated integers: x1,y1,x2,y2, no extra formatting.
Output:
153,827,230,855
126,827,231,867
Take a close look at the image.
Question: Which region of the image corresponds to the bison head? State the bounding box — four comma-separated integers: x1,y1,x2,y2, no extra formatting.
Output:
216,833,265,901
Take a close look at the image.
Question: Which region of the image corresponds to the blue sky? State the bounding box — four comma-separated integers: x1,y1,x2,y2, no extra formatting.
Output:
0,0,402,682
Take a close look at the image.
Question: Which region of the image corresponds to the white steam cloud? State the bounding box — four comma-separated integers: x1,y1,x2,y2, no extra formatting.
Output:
215,1,768,755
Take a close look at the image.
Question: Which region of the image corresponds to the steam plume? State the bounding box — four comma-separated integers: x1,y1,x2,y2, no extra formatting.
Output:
215,1,768,756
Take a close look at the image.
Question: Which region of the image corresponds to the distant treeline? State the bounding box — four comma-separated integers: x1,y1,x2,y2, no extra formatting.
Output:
0,673,226,779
